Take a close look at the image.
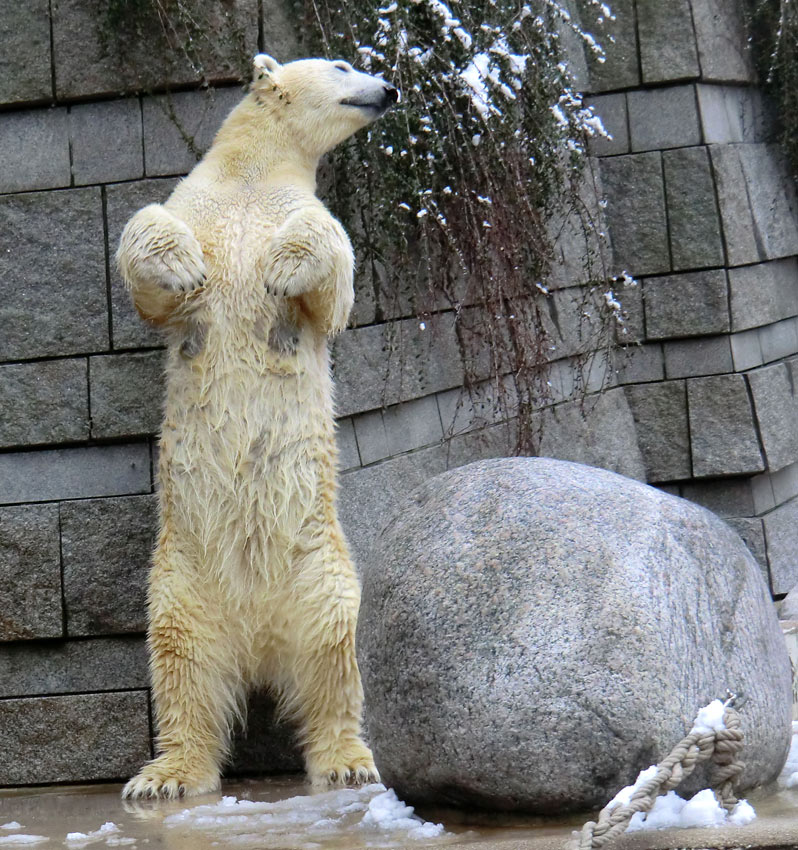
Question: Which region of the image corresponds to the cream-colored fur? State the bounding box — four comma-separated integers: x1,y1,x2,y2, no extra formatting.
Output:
117,54,398,800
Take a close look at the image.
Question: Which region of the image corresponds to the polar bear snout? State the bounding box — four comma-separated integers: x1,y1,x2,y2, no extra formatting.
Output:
340,82,400,114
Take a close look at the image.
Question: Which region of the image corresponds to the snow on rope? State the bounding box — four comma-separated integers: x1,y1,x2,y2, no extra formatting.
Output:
578,697,745,850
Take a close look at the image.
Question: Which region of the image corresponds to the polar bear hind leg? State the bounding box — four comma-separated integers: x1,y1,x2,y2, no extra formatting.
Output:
281,515,379,787
122,545,245,799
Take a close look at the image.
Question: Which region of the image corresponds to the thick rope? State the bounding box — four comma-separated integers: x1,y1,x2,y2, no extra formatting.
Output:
577,705,745,850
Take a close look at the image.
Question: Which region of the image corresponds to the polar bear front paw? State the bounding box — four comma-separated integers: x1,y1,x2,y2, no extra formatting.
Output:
121,754,220,800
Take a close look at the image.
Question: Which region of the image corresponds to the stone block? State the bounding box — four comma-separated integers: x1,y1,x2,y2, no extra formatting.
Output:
664,336,733,379
354,395,443,466
697,85,773,144
759,318,798,364
691,0,756,83
628,86,701,152
0,636,148,697
599,153,670,276
332,314,464,418
688,374,765,477
680,478,755,518
143,87,243,177
70,99,144,186
728,259,798,332
90,352,166,439
738,144,798,262
585,93,629,156
61,494,157,636
537,388,646,481
747,362,798,473
764,497,798,595
614,282,644,342
637,0,700,83
0,108,70,194
771,461,798,506
339,445,449,567
644,270,729,339
105,178,178,349
725,517,768,581
613,343,665,384
52,0,259,99
710,145,761,267
752,472,777,515
0,691,151,784
0,0,52,105
663,146,725,270
0,504,62,642
625,381,691,482
335,417,360,471
0,359,89,449
575,0,640,93
0,444,151,505
437,380,516,437
228,691,303,776
730,328,764,371
0,188,108,361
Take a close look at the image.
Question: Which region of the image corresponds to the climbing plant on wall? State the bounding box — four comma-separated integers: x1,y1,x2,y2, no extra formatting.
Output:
305,0,626,452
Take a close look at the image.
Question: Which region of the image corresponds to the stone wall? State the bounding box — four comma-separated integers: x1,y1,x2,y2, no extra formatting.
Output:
0,0,796,787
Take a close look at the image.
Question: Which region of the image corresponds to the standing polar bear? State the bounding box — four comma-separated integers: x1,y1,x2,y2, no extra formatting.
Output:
117,53,399,799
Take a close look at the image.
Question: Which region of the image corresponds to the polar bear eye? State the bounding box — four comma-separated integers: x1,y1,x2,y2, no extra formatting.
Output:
334,62,352,73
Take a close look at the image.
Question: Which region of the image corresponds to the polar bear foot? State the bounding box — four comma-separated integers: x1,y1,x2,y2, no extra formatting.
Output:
122,754,220,800
308,743,381,789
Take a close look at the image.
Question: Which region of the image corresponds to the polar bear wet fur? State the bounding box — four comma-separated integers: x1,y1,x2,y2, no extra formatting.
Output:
116,54,399,799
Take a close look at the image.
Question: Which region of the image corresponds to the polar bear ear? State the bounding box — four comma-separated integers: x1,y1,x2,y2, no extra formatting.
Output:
253,53,281,82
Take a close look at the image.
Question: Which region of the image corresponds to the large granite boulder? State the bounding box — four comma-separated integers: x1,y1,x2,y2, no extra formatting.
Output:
356,458,792,813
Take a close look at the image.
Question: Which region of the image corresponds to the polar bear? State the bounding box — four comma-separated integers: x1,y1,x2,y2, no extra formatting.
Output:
117,54,399,799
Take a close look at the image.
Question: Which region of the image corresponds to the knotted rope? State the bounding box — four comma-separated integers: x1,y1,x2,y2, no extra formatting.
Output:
578,703,745,850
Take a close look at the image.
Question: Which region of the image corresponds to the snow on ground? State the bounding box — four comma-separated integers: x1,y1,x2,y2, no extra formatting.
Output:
0,837,48,846
605,700,757,833
778,720,798,788
64,823,120,846
163,784,451,847
0,827,22,832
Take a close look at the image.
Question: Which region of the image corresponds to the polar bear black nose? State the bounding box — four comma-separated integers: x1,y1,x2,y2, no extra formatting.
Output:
383,84,400,106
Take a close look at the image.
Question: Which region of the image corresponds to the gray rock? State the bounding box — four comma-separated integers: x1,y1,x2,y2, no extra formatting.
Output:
664,337,733,379
0,0,52,105
574,0,639,93
0,691,151,784
780,582,798,620
764,497,798,596
637,0,700,83
52,0,258,99
585,94,629,157
335,417,361,472
90,351,166,439
680,478,755,518
613,343,665,385
600,153,669,276
688,374,765,477
0,108,70,194
357,458,792,812
663,146,725,271
691,0,756,83
625,381,691,482
725,517,769,583
710,145,761,267
771,457,798,504
747,362,798,472
628,86,701,152
0,444,151,506
0,359,89,449
354,395,443,466
644,270,730,340
0,188,108,361
332,315,464,418
697,85,773,144
0,636,148,697
61,494,157,636
0,504,62,642
69,99,144,185
105,178,178,349
142,87,244,177
730,328,765,371
728,259,798,332
759,318,798,364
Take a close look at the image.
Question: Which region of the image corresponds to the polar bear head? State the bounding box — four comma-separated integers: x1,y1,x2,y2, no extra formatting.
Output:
250,53,400,156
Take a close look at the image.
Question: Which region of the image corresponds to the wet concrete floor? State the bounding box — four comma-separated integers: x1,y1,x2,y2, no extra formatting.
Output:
1,778,798,850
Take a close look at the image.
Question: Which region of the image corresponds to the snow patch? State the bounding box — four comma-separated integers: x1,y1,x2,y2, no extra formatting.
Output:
65,823,120,847
0,838,48,846
163,784,449,847
690,699,727,735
